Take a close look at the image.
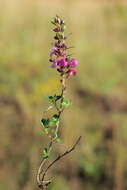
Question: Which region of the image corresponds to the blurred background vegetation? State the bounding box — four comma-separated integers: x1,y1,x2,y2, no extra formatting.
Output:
0,0,127,190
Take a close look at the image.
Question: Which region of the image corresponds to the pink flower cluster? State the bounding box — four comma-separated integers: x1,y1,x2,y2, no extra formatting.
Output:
50,16,78,77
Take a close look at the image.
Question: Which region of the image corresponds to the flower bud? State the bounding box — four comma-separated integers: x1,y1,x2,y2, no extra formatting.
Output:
54,35,59,40
70,59,78,67
60,20,65,25
50,16,78,77
49,58,53,62
57,18,61,24
54,16,61,24
53,27,61,32
69,69,77,76
61,24,66,32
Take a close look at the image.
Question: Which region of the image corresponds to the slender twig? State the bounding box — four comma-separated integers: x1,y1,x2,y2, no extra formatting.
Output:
41,136,81,181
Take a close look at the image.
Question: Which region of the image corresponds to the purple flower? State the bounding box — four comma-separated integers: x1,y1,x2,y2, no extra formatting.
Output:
58,57,68,67
50,48,56,56
70,59,78,67
69,69,77,76
51,61,57,68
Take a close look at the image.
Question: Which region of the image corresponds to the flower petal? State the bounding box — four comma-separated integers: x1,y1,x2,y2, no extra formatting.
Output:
51,62,57,68
58,57,68,67
69,69,77,76
70,59,78,67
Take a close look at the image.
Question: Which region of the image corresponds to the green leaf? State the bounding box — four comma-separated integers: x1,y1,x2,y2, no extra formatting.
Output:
49,120,59,127
43,148,49,159
43,128,49,134
56,33,64,39
56,137,61,143
41,118,50,128
48,121,55,127
49,114,59,127
61,24,66,32
52,114,59,121
48,95,61,103
38,130,48,135
51,129,55,134
56,95,61,101
48,96,54,102
62,98,72,108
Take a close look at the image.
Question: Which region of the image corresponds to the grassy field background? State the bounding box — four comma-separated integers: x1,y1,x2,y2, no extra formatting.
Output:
0,0,127,190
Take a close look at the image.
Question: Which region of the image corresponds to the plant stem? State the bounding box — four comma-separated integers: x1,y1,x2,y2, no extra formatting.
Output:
37,74,66,186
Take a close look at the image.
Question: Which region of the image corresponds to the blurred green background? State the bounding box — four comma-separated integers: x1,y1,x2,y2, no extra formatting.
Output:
1,0,127,190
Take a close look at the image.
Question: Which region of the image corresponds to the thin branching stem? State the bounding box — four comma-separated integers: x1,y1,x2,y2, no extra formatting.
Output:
37,74,66,186
42,136,81,181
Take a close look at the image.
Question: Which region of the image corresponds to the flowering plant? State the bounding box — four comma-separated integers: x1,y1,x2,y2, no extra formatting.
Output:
37,15,81,190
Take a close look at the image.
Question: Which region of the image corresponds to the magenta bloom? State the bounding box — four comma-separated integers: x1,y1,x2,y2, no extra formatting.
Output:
50,16,78,77
50,48,56,56
58,57,68,67
70,59,78,68
69,69,77,76
51,61,57,68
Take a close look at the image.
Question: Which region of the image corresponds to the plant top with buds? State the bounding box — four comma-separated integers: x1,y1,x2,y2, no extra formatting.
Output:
37,15,81,190
50,15,78,76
